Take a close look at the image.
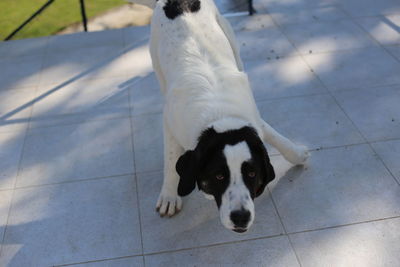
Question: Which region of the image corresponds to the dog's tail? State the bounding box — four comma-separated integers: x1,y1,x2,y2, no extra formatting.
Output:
126,0,157,9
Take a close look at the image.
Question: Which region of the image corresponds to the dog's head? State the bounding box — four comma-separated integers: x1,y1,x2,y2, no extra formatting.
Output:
176,126,275,233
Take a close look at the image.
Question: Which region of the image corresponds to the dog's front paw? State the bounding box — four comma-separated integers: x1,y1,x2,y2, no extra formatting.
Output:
284,144,310,165
156,191,182,217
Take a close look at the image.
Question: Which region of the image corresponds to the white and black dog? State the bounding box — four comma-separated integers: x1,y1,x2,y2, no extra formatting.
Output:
129,0,309,233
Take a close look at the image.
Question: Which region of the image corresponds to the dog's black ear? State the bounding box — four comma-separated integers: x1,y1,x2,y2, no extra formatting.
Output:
255,144,275,198
176,150,198,196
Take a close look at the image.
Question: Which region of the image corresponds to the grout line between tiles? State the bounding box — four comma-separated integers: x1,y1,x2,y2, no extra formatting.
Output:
287,215,400,236
54,254,143,267
141,233,286,257
367,145,400,187
266,187,303,267
12,173,134,191
27,113,132,130
0,84,39,258
126,72,146,267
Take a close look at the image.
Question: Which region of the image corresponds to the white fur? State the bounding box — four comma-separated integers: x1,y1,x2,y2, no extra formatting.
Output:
130,0,310,218
219,142,255,231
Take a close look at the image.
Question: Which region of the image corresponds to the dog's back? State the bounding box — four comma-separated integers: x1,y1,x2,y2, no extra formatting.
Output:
150,0,239,89
147,0,261,149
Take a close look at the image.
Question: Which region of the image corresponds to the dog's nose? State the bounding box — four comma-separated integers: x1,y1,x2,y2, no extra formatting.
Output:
230,209,251,228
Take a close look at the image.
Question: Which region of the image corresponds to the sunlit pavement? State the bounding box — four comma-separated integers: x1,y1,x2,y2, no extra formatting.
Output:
0,0,400,266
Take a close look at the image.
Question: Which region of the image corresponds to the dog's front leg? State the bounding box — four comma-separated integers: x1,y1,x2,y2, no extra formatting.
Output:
260,119,309,165
156,116,184,217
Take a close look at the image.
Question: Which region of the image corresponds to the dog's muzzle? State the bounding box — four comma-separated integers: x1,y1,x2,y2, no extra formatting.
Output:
230,209,251,233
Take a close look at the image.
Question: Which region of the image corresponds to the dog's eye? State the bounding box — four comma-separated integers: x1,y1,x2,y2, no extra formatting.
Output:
216,174,224,180
248,172,256,178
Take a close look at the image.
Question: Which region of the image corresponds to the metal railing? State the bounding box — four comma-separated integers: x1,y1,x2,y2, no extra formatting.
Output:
4,0,88,41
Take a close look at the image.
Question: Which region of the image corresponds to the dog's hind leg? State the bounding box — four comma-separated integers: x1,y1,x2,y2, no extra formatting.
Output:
156,115,184,217
260,119,309,165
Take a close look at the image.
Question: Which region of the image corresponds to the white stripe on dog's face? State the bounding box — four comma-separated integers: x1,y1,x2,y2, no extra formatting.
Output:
219,141,255,232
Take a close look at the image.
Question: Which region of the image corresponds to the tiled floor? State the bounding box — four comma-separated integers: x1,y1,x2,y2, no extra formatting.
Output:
1,0,400,266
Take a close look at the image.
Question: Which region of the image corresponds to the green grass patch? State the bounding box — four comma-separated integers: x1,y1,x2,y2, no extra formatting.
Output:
0,0,126,40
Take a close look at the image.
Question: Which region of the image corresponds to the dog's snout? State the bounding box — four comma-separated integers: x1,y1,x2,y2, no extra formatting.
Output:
230,209,251,228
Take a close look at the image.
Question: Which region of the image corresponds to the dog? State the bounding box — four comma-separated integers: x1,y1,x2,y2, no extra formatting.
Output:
129,0,309,233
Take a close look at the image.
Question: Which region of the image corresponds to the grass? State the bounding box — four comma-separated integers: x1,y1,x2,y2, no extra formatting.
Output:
0,0,127,40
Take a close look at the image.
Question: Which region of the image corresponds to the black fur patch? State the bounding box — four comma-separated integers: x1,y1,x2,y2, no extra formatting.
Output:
176,126,275,206
163,0,201,20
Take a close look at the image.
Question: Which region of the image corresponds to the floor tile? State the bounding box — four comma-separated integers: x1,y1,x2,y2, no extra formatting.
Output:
304,47,400,91
46,29,124,53
340,0,400,17
0,88,36,133
137,171,284,254
119,42,154,79
268,145,400,233
132,114,163,173
123,26,150,47
371,139,400,183
257,94,364,151
333,85,400,142
0,190,13,251
245,57,325,100
0,37,48,59
130,73,164,116
386,44,400,61
0,176,142,267
357,14,400,45
17,118,134,187
290,217,400,267
63,256,143,267
227,13,276,32
0,55,43,90
0,132,26,190
282,20,377,55
40,45,127,85
269,6,348,26
145,236,299,267
30,77,131,128
235,26,298,61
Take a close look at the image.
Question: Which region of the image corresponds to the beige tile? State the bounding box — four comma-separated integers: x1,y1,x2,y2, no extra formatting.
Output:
291,218,400,267
333,85,400,142
282,20,378,54
145,236,299,267
17,118,134,187
269,145,400,233
304,47,400,91
0,176,142,266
